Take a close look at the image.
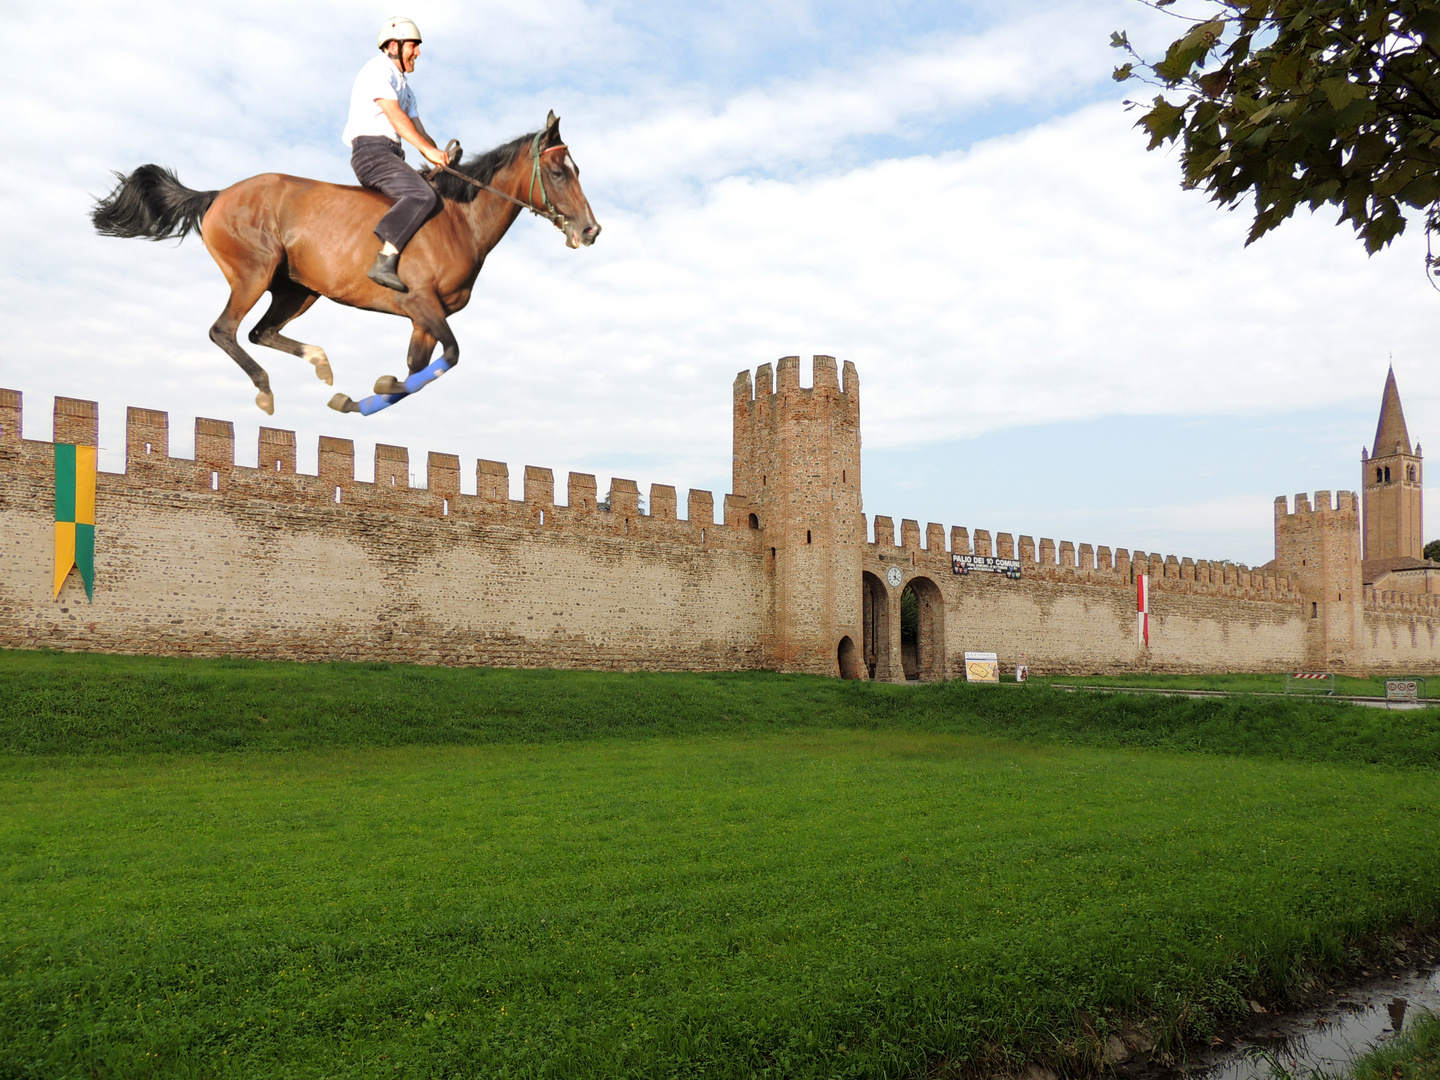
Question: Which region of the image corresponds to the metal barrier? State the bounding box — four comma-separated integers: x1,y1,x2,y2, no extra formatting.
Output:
1285,672,1335,695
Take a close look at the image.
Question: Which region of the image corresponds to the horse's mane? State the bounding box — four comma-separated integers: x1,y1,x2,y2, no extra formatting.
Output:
431,131,542,204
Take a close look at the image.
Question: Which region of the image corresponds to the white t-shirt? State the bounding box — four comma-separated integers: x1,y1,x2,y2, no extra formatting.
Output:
341,55,418,147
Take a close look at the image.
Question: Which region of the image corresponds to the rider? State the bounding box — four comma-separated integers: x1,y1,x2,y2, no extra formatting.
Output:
342,16,450,293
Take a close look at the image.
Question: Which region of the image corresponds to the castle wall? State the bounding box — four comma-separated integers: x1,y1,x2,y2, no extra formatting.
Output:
0,395,768,670
865,518,1312,677
7,372,1440,680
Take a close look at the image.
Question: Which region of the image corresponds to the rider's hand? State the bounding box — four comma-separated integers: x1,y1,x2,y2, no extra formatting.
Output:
421,144,449,168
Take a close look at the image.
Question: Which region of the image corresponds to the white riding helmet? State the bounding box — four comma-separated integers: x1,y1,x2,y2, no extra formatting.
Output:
377,16,421,48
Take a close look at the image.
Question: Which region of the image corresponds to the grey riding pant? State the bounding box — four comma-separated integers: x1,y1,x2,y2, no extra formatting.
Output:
350,136,440,251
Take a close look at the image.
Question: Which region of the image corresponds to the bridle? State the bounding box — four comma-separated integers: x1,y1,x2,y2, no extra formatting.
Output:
427,134,571,232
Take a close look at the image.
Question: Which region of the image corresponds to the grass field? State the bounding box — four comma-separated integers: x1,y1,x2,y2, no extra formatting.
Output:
3,650,1440,1078
1346,1012,1440,1080
1036,671,1432,698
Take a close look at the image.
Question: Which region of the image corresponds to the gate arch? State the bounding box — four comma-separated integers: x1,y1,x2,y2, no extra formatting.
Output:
861,571,891,681
900,576,946,682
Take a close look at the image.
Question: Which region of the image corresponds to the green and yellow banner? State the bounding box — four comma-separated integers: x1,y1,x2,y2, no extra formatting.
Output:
54,443,96,600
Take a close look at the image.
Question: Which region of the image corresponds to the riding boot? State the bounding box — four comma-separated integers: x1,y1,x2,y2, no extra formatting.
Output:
368,251,408,292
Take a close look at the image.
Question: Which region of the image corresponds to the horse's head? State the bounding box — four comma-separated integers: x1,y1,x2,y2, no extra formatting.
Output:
536,111,600,249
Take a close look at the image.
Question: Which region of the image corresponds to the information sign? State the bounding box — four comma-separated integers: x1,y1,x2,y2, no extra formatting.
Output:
964,651,999,683
1386,679,1420,702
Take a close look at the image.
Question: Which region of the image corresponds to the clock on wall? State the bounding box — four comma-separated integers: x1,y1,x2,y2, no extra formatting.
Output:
886,565,903,589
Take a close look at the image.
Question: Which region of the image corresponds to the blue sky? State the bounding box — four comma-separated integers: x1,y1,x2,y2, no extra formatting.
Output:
4,0,1436,567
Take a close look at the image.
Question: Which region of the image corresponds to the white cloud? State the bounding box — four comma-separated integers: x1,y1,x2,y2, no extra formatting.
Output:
2,0,1436,554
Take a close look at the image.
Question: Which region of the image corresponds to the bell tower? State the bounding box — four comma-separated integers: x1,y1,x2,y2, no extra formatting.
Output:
1361,367,1423,563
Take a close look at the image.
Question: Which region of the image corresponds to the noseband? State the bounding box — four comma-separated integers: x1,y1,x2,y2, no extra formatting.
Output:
430,135,571,232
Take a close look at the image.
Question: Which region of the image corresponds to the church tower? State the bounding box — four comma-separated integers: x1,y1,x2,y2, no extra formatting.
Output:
1361,367,1423,563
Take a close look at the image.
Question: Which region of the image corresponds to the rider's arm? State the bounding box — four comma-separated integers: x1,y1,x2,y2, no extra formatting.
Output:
377,98,447,167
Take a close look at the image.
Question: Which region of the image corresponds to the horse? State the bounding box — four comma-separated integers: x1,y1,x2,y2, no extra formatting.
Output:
91,112,600,416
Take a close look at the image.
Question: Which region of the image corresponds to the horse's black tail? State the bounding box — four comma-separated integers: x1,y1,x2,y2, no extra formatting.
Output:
91,165,219,242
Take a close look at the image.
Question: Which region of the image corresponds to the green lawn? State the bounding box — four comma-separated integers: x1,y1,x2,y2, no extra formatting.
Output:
2,651,1439,1078
1036,671,1432,698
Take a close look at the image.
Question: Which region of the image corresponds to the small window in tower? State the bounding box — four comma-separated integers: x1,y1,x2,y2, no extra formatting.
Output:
1409,465,1417,481
842,470,846,483
1377,467,1384,483
1311,601,1318,618
748,513,759,529
762,475,766,486
807,530,812,544
1385,466,1392,482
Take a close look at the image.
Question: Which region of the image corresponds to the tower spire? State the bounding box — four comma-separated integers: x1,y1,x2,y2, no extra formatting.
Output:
1372,365,1412,458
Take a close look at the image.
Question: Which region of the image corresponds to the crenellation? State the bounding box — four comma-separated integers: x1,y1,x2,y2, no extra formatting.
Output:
569,472,597,512
951,526,970,556
723,494,748,529
925,523,946,553
1115,549,1131,580
1018,535,1035,563
318,436,354,486
427,452,460,497
776,355,801,391
477,459,509,501
873,515,896,547
195,418,234,471
524,465,554,507
1165,555,1180,580
901,519,921,550
126,407,169,469
1096,545,1112,572
688,489,713,526
974,529,992,557
755,362,774,397
1058,541,1075,569
376,444,409,491
997,533,1014,559
609,478,640,518
813,354,839,390
1078,543,1095,572
0,388,20,445
650,484,677,521
1039,538,1055,566
54,397,98,447
259,428,296,474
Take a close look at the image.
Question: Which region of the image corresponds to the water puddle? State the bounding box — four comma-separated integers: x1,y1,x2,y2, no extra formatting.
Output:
1175,968,1440,1080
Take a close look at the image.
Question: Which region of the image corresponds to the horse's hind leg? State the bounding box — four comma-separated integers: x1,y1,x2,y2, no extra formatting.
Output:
208,274,276,415
249,282,332,386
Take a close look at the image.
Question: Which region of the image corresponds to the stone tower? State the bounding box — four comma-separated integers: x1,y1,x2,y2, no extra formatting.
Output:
732,355,864,676
1362,366,1423,562
1274,491,1363,672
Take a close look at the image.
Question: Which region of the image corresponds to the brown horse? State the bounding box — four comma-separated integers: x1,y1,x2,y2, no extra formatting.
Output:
91,112,599,416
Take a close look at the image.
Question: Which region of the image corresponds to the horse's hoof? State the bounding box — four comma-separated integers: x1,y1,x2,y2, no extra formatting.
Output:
328,393,360,414
303,347,334,387
373,375,405,395
256,391,275,415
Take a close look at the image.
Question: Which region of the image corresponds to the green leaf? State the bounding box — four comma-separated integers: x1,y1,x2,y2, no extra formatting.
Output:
1138,96,1189,148
1110,30,1130,49
1321,77,1369,110
1114,63,1135,82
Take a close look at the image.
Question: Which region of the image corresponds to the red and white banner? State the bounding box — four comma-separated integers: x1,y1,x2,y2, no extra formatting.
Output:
1137,574,1149,649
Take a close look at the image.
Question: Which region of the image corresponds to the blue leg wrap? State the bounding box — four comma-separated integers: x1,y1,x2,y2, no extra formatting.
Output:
355,357,454,416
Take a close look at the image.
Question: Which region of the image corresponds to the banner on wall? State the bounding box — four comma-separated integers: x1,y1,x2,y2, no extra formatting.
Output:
953,554,1022,580
1136,574,1149,649
54,443,96,600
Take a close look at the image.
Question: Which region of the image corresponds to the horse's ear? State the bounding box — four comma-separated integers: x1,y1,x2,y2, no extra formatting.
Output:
546,110,561,142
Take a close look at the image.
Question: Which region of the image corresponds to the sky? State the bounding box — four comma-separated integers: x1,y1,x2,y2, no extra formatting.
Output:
5,0,1438,566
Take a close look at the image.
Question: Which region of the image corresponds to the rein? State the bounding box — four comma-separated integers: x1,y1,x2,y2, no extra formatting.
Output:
428,135,570,231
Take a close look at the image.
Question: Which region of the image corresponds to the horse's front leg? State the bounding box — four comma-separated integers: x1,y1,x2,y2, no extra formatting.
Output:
331,302,459,415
